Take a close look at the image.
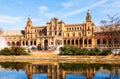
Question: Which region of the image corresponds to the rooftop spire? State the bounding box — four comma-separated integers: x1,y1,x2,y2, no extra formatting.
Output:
86,9,92,22
26,16,32,26
88,9,90,14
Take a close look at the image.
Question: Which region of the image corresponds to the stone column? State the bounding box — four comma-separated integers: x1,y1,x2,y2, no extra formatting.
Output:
66,39,68,46
82,37,84,48
74,39,76,46
78,39,80,48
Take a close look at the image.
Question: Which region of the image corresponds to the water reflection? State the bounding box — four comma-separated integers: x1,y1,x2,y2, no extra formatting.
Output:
0,62,120,79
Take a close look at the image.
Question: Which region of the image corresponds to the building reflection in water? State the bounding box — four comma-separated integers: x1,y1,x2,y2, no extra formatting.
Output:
0,62,120,79
25,63,120,79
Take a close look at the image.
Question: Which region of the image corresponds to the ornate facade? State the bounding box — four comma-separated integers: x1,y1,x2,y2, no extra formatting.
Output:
1,10,120,49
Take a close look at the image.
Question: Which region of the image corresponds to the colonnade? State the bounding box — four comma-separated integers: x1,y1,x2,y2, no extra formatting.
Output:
96,38,120,48
64,38,93,48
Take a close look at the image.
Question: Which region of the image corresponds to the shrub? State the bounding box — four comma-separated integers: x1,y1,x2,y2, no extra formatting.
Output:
0,47,29,56
59,46,111,56
89,48,101,55
101,48,112,55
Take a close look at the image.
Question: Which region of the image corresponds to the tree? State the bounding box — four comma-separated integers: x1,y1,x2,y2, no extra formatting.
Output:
100,14,120,32
100,14,120,49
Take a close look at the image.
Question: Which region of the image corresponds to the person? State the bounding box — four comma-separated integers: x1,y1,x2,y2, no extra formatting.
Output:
37,44,42,50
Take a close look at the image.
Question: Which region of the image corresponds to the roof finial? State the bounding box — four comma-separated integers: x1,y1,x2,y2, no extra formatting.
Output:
88,9,90,14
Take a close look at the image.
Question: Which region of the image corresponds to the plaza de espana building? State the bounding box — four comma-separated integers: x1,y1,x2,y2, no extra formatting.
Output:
1,10,120,49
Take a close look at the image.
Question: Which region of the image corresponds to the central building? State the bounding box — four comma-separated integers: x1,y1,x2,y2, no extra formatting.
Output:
21,10,95,49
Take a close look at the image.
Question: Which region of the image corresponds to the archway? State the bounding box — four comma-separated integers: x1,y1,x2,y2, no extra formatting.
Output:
84,39,87,45
64,40,66,45
108,39,112,44
72,40,74,45
34,41,36,45
12,42,15,46
44,39,48,50
68,40,70,45
103,39,106,44
26,41,28,46
7,42,10,46
97,39,100,44
88,39,92,44
76,39,78,45
16,42,20,46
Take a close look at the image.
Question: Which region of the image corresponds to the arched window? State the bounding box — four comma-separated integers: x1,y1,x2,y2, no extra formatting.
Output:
114,38,118,44
59,32,62,36
68,40,70,45
80,27,82,30
103,39,106,44
88,39,92,44
72,40,74,45
16,42,20,46
23,41,25,45
26,41,28,45
84,39,87,44
67,33,69,37
73,33,75,37
76,40,78,45
108,39,112,44
64,40,66,45
7,42,10,46
97,39,100,44
67,28,68,31
75,27,76,30
79,33,81,37
12,42,15,46
88,26,90,30
34,41,36,45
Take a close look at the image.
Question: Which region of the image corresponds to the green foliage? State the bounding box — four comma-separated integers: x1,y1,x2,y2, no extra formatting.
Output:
59,46,112,56
0,47,29,56
59,63,120,71
101,48,112,55
0,62,29,71
89,48,101,55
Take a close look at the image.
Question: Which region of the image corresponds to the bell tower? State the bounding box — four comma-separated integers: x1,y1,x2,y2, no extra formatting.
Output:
84,9,95,48
25,17,35,40
86,9,92,23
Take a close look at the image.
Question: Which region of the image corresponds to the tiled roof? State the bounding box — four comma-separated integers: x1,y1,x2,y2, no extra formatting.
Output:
34,26,46,28
66,24,84,27
2,30,24,36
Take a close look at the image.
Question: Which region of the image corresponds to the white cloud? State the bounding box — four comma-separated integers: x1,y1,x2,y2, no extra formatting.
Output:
101,0,120,8
0,15,24,23
61,0,82,8
64,0,109,17
45,0,109,19
99,1,120,15
39,6,48,11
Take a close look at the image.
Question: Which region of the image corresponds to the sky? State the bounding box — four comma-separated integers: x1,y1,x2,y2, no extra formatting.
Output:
0,0,120,30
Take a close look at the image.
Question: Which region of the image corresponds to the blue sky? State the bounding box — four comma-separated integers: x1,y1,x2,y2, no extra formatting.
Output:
0,0,120,30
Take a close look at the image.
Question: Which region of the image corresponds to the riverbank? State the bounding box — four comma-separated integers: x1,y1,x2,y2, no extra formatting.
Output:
0,52,119,61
